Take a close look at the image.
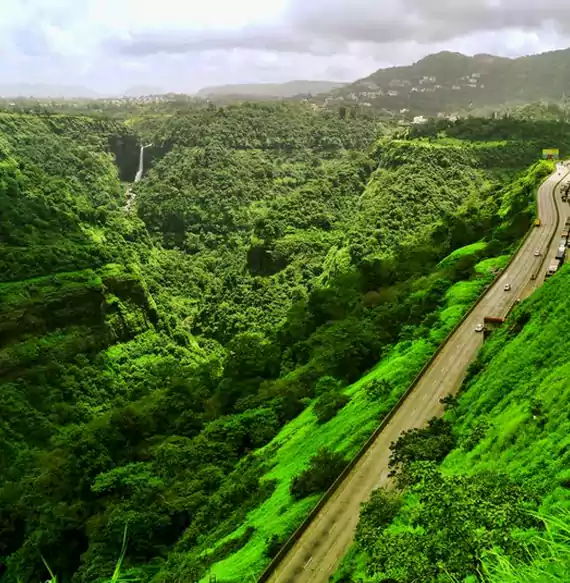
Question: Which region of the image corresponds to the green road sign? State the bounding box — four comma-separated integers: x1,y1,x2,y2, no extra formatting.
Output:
542,148,560,159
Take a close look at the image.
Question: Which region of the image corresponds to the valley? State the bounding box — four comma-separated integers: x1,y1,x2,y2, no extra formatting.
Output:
1,101,570,583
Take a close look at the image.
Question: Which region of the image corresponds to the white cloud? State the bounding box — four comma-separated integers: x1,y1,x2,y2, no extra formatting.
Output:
0,0,569,95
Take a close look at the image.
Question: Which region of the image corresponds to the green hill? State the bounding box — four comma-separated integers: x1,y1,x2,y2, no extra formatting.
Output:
1,104,569,583
322,48,570,115
334,261,570,583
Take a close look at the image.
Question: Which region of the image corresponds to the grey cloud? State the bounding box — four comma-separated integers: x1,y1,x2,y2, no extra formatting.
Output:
289,0,570,44
112,25,343,57
11,27,50,57
113,0,570,57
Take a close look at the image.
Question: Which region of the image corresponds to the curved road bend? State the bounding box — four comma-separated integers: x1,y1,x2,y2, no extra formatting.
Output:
266,163,570,583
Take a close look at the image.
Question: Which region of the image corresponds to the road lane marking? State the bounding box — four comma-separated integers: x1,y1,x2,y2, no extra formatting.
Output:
303,557,313,569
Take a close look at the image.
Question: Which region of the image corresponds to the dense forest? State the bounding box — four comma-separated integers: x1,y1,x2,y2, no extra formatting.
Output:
0,103,568,583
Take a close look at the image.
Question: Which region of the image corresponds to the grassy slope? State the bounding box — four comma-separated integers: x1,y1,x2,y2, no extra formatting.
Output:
200,247,503,581
187,149,551,583
450,264,570,581
447,264,570,514
333,263,570,583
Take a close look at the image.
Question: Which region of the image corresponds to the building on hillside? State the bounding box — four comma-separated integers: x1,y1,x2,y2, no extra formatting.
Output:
412,115,428,124
389,79,411,88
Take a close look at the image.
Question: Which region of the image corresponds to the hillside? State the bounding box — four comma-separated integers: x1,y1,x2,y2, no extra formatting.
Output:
334,260,570,583
1,105,569,583
322,48,570,115
197,80,346,99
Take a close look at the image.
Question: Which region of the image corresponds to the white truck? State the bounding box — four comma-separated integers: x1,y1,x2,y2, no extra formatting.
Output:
546,261,559,279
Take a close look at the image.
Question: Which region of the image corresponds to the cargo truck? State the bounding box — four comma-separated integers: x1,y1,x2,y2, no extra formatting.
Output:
546,261,559,279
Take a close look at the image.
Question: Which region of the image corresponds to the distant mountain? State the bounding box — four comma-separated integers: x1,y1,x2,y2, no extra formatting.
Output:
197,80,346,99
0,84,99,99
320,48,570,115
124,85,164,97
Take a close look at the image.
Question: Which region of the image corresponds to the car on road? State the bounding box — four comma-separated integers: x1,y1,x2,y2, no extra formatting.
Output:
475,323,484,333
504,283,512,291
534,249,541,256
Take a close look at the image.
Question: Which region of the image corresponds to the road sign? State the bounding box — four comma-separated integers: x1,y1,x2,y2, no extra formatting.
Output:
542,148,560,160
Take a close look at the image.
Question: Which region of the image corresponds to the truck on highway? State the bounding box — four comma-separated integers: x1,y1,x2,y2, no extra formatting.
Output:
546,261,560,279
535,219,541,227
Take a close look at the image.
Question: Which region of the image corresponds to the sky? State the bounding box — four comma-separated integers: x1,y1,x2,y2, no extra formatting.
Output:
2,0,570,95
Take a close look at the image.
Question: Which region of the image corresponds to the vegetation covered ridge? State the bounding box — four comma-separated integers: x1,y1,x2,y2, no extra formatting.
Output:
333,258,570,583
0,105,560,583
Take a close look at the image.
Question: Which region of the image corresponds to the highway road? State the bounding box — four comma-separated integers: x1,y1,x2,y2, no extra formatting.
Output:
265,163,570,583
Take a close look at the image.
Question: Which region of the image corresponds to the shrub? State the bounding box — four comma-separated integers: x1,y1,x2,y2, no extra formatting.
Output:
388,417,456,487
290,448,347,500
365,378,392,401
265,534,285,559
314,392,350,424
355,488,401,550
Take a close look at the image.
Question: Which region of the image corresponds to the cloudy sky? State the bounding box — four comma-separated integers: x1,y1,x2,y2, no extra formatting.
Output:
2,0,570,95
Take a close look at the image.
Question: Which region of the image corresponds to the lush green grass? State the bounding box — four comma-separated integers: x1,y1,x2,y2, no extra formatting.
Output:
333,264,570,583
475,255,510,276
443,265,570,503
200,250,500,581
482,511,570,583
437,241,488,269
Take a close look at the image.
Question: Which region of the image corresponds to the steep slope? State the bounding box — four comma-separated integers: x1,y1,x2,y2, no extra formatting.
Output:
0,112,208,583
1,109,566,583
334,264,570,582
322,48,570,115
151,137,556,581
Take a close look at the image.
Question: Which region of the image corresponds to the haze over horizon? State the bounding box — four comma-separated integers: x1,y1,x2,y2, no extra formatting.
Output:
4,0,570,96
